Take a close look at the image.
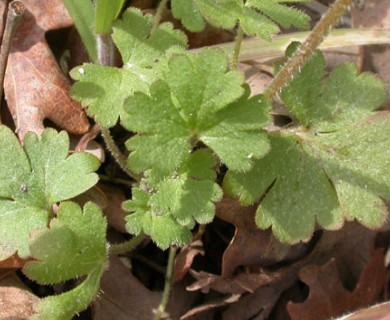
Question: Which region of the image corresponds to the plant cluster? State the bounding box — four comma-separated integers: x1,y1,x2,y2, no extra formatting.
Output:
1,0,389,319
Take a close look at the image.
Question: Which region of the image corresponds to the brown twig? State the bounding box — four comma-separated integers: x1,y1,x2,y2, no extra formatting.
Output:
0,0,25,122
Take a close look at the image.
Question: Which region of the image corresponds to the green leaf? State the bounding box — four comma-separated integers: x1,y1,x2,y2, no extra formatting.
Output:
70,8,188,128
224,52,389,244
124,150,222,249
280,47,387,131
124,188,192,250
0,127,99,260
95,0,125,35
247,0,310,30
32,265,104,320
62,0,97,62
24,202,107,320
122,49,271,177
171,0,309,39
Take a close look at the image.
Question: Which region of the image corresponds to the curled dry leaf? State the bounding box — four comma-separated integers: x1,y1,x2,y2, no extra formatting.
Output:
174,240,205,283
0,254,31,269
3,0,89,139
216,197,310,278
0,273,38,320
287,249,387,320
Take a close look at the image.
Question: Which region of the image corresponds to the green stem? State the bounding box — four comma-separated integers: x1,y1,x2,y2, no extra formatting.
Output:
264,0,354,101
230,25,245,70
154,246,177,320
101,127,141,181
109,233,145,255
0,1,25,121
150,0,169,35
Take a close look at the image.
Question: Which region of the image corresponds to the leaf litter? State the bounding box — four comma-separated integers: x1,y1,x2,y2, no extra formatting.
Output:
0,1,389,319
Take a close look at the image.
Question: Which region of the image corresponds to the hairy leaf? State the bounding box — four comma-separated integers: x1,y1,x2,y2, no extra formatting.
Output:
23,202,107,320
0,127,99,260
171,0,309,39
224,51,389,244
124,150,222,249
122,49,271,177
71,8,188,127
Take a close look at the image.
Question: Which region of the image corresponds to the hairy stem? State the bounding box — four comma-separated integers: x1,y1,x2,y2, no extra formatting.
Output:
109,233,145,255
150,0,169,35
154,246,177,320
0,1,25,121
95,32,141,181
263,0,354,101
101,127,141,180
230,25,244,70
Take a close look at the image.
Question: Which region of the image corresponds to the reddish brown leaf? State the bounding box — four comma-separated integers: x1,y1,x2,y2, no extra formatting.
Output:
4,0,89,139
0,273,38,319
216,197,310,278
94,255,198,320
98,184,129,233
174,240,205,283
287,250,387,320
0,253,31,269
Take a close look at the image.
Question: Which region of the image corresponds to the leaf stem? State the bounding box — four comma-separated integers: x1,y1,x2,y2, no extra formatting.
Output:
264,0,354,101
230,25,244,70
108,233,145,255
101,127,141,181
0,1,25,122
95,32,141,181
150,0,169,35
96,33,114,66
154,246,177,320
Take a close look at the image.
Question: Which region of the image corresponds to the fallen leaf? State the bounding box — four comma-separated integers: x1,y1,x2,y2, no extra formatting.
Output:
180,293,241,320
94,255,198,320
174,240,205,283
216,197,310,278
0,273,38,319
0,254,31,269
4,0,90,139
338,301,390,320
98,184,129,233
287,249,387,320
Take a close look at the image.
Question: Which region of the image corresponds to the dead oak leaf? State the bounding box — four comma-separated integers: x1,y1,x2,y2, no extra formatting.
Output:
287,249,387,320
4,0,89,139
216,197,310,278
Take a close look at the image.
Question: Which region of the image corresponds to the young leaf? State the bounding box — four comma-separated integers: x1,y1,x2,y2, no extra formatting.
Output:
224,51,389,244
124,188,192,250
121,49,271,177
0,127,99,260
124,150,222,249
70,8,188,128
171,0,309,39
23,202,107,320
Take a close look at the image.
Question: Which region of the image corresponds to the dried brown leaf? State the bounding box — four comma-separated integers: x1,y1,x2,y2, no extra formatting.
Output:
4,0,89,139
216,198,310,278
0,273,38,319
287,250,386,320
174,240,205,283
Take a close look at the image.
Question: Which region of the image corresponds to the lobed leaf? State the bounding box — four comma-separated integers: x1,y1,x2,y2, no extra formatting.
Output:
124,150,222,249
224,50,389,244
70,8,188,128
0,127,99,260
171,0,309,39
23,202,107,320
122,49,271,177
